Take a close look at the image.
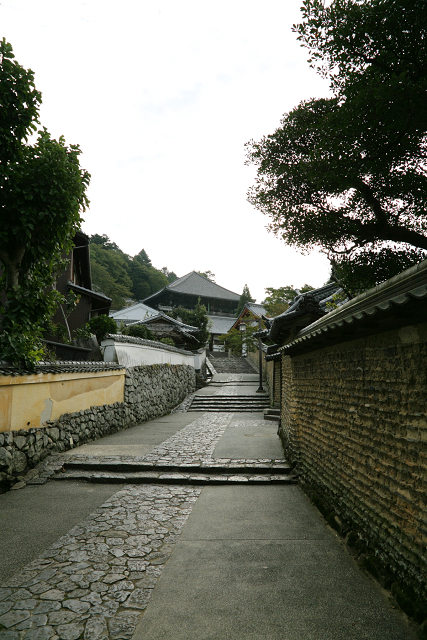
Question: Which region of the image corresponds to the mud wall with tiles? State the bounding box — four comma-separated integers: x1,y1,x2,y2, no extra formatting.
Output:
280,323,427,607
0,364,196,491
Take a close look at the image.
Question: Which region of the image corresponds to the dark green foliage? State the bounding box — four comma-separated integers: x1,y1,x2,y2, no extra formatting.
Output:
247,0,427,294
89,236,169,308
90,259,134,309
89,242,133,308
197,270,215,282
236,284,255,316
331,247,426,294
160,337,175,347
90,234,120,250
161,267,178,283
87,315,117,343
0,38,41,164
72,324,92,341
191,300,211,346
127,261,152,301
218,322,259,355
134,249,151,267
262,284,314,316
122,323,155,341
0,40,90,368
168,299,211,347
0,276,63,368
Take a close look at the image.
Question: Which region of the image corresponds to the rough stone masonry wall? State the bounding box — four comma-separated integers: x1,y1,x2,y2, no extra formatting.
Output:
280,324,427,604
272,360,281,408
0,364,196,490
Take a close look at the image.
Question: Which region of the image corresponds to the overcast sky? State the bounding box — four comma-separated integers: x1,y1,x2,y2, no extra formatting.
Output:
2,0,331,303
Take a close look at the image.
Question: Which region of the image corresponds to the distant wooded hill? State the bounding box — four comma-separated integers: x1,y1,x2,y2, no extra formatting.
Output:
89,234,177,309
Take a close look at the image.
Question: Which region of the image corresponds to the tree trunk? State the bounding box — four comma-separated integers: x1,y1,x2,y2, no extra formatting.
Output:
0,246,26,291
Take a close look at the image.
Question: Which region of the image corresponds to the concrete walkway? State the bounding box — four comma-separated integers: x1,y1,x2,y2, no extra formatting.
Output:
0,374,416,640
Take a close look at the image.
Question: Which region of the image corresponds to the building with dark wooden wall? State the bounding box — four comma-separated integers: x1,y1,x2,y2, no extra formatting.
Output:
143,271,240,316
50,231,112,335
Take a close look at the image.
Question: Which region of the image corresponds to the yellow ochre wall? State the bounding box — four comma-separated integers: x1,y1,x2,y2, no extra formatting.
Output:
0,369,125,432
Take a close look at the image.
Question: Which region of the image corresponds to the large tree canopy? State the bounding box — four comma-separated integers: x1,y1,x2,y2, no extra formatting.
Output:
246,0,427,293
0,40,90,367
262,284,314,316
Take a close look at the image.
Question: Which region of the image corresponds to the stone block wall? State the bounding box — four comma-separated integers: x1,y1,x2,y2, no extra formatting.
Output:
0,364,196,490
280,323,427,602
272,359,281,408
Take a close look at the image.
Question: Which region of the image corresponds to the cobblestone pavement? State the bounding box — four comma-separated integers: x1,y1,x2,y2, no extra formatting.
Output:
137,413,231,464
1,411,289,640
0,485,200,640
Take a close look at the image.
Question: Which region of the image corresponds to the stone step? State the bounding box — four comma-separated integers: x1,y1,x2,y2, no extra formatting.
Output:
53,458,294,485
192,396,269,400
190,401,270,405
189,405,269,411
193,395,269,404
207,382,259,386
189,395,270,410
188,408,269,412
62,459,291,474
194,394,269,398
264,414,280,422
188,408,270,413
53,469,295,485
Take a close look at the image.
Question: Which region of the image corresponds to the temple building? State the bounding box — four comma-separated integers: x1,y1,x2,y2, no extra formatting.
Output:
143,271,240,316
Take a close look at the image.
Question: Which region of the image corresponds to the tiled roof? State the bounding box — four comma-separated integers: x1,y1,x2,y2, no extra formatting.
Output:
68,282,112,302
280,259,427,355
245,303,267,317
144,271,240,303
129,312,199,333
110,302,158,321
264,283,342,343
0,361,124,377
103,334,195,355
209,316,237,335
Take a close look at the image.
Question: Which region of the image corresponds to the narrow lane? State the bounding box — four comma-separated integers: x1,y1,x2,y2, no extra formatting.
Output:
0,373,416,640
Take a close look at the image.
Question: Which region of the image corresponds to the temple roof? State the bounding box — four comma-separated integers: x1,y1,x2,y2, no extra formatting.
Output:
229,302,268,332
262,282,342,344
245,303,267,318
132,312,199,333
127,312,199,343
209,316,237,335
110,302,157,322
143,271,240,304
279,258,427,356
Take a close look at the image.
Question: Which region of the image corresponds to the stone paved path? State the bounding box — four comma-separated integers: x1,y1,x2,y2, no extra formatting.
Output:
0,405,289,640
0,485,200,640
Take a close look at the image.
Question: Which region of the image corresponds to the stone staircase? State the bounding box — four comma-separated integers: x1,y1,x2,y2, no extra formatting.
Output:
207,354,257,374
52,457,295,485
188,393,270,412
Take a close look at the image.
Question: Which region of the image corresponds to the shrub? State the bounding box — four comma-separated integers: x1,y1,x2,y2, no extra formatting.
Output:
87,315,117,342
160,337,175,347
122,324,155,341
